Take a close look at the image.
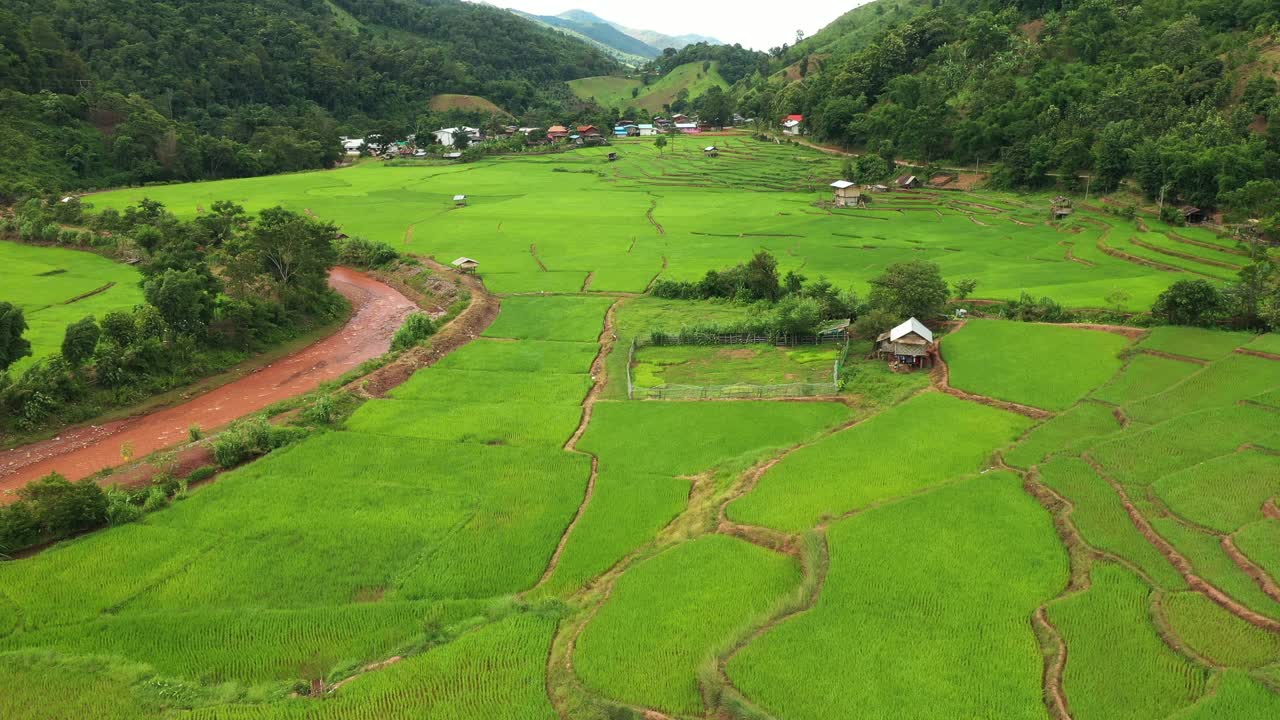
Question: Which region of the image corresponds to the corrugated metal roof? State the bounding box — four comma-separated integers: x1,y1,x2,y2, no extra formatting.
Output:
830,180,855,189
451,257,478,266
889,317,933,343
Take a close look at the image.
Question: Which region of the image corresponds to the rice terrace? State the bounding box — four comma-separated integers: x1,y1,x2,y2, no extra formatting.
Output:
1,129,1277,719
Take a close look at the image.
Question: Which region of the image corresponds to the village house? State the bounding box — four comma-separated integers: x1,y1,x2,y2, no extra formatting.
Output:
451,257,479,273
637,123,657,136
896,174,922,189
671,113,691,124
782,114,803,135
340,137,364,156
577,125,601,137
547,125,569,140
874,317,937,369
432,127,481,148
830,180,865,208
675,122,699,134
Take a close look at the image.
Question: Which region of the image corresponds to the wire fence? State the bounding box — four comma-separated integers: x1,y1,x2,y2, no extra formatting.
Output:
627,335,852,400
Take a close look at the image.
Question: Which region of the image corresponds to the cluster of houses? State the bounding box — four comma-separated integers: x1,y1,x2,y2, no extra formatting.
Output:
828,175,922,207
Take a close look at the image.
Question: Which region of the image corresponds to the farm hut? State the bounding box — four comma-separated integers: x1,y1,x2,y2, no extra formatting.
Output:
704,146,719,157
1051,195,1073,220
451,257,479,274
1181,206,1206,224
818,319,851,340
874,317,937,369
896,175,922,189
453,194,467,207
830,180,865,208
607,152,619,162
637,124,656,136
870,184,890,193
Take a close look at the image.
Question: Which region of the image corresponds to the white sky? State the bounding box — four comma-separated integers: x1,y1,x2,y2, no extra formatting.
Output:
492,1,872,51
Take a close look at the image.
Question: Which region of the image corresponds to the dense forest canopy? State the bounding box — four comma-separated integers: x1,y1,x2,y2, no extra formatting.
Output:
0,0,617,197
734,0,1280,216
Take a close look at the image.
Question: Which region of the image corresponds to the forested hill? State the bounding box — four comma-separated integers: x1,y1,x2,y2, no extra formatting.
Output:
0,0,617,198
738,0,1280,220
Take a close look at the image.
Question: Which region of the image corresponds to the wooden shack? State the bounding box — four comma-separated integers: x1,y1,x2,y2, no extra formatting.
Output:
874,317,937,369
1182,206,1206,224
453,194,467,207
1051,195,1073,220
703,145,719,157
451,256,479,274
896,174,922,189
607,152,618,162
830,180,864,208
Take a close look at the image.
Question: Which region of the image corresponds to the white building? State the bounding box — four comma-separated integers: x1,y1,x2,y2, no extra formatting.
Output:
782,119,802,136
340,138,365,156
432,127,482,148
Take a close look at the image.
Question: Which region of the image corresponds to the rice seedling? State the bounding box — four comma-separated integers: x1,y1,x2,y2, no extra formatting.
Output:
1137,326,1256,361
729,473,1065,720
1162,592,1280,669
483,295,613,342
1152,451,1280,533
943,320,1130,411
575,535,799,715
1170,671,1280,720
1004,402,1121,469
1151,517,1280,620
1091,353,1202,405
728,392,1032,532
1049,563,1209,720
1037,457,1184,591
1233,520,1280,581
1125,354,1280,424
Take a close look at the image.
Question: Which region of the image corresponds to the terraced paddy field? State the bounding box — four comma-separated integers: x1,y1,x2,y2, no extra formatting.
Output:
3,136,1279,718
86,134,1249,308
0,239,144,375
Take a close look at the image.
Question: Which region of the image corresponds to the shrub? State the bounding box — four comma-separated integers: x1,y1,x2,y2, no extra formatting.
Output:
142,486,169,513
0,502,40,555
105,488,144,526
303,394,336,425
186,465,217,483
211,416,275,468
17,472,108,538
334,235,399,268
391,312,436,351
188,424,202,442
1152,279,1223,327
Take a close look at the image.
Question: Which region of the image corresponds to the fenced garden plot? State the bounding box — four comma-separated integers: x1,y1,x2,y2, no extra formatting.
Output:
626,336,851,400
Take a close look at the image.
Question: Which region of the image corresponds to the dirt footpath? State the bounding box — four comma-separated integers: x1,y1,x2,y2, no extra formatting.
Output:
0,267,417,496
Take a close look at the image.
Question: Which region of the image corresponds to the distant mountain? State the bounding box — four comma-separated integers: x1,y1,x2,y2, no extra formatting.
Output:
513,9,661,63
511,8,723,63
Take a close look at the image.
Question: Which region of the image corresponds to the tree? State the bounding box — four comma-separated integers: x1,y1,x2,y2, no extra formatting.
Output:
698,86,734,129
61,316,100,369
453,132,471,150
0,301,32,372
18,472,108,538
867,261,950,320
1152,279,1223,326
953,279,979,300
744,251,782,301
655,135,668,154
143,268,216,337
242,207,338,295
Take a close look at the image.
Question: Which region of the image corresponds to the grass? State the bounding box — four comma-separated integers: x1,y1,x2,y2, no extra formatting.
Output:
1243,333,1280,354
942,319,1130,411
1004,401,1121,469
728,473,1065,720
1037,457,1185,590
575,535,799,715
728,392,1034,532
1169,671,1280,720
1152,451,1280,533
427,94,509,116
1153,517,1280,620
631,343,838,388
568,61,729,113
1137,326,1257,360
0,239,144,375
1049,563,1209,720
1234,520,1280,581
1091,353,1202,405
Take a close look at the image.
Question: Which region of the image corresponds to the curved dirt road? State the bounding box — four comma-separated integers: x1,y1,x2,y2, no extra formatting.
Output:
1,267,416,496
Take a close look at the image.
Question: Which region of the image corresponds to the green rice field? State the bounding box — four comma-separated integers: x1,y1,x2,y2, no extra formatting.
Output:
3,135,1279,718
0,239,144,375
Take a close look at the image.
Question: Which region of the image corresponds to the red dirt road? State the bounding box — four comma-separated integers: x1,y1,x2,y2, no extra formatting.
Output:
1,267,416,497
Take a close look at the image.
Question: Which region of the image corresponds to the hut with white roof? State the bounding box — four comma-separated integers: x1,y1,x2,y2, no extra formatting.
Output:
874,317,937,368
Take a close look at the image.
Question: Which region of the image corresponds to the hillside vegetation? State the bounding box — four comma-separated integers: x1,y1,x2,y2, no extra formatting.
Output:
569,62,729,114
0,0,615,197
736,0,1280,220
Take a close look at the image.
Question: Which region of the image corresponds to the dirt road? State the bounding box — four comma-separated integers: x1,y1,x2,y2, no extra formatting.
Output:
0,267,417,496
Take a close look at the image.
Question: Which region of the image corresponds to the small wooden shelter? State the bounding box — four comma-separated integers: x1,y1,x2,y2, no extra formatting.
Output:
896,175,921,189
1051,195,1073,220
874,317,937,369
607,152,618,162
703,145,719,157
830,180,864,208
453,194,468,207
451,256,479,274
1181,206,1206,224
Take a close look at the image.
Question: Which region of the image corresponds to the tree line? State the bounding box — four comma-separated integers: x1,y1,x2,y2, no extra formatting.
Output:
0,198,374,434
